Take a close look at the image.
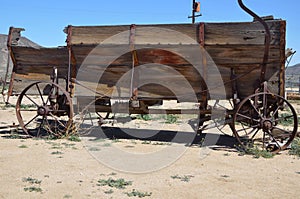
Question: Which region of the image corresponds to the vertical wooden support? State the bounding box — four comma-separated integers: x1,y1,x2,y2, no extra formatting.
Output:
129,24,139,102
279,21,286,97
198,23,208,112
6,27,25,103
199,22,207,92
66,25,77,97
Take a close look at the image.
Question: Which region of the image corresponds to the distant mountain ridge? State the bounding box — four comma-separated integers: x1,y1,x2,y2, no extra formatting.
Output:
0,34,39,80
286,63,300,75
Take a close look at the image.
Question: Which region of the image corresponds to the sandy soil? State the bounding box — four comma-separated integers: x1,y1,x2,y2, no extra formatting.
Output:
0,97,300,199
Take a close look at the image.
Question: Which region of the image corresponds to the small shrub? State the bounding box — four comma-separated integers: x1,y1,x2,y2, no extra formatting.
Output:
51,151,63,155
68,135,81,142
136,114,152,121
89,147,101,151
125,189,152,198
164,114,178,124
24,187,42,193
22,177,41,185
97,178,132,189
236,145,275,159
279,113,294,126
102,143,112,147
18,145,28,148
289,138,300,157
141,141,151,145
104,189,114,194
171,175,194,182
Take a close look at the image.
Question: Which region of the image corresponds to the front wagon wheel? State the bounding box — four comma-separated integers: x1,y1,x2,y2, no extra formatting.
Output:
233,92,298,153
16,81,73,137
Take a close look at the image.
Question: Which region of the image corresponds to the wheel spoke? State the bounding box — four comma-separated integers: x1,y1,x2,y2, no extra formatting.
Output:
250,128,260,140
49,113,67,128
236,113,259,122
36,84,45,105
24,114,39,127
248,99,261,117
24,94,39,107
45,86,55,105
272,126,293,135
265,130,282,150
236,124,260,133
274,114,294,123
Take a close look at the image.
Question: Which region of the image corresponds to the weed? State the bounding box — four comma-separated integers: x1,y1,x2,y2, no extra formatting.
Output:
223,153,230,156
94,138,106,142
89,147,101,151
131,140,138,145
141,141,151,145
125,145,135,148
97,178,132,189
24,186,42,193
163,114,178,124
51,151,64,155
125,189,152,198
235,144,274,159
51,146,63,149
289,138,300,157
63,194,72,198
22,177,42,185
7,133,22,139
220,175,230,178
152,142,171,146
136,114,152,121
109,172,117,176
20,104,36,109
112,138,121,143
279,113,294,126
102,143,112,147
68,135,81,142
18,145,28,148
104,189,114,194
62,143,76,147
23,177,42,193
171,175,194,182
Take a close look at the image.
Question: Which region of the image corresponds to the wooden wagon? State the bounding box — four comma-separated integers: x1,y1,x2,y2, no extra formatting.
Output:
5,1,298,152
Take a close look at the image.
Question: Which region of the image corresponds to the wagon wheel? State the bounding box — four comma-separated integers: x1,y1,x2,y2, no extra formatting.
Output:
233,92,298,153
73,97,110,135
16,81,74,137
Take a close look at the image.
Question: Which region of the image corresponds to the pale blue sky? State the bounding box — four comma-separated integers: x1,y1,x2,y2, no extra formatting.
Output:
1,0,299,65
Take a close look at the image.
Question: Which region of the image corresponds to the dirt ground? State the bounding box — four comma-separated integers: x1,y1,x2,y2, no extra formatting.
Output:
0,97,300,199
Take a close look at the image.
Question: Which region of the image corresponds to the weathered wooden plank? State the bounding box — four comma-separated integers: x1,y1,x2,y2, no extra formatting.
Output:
67,24,199,45
11,46,69,78
205,45,280,66
204,20,282,45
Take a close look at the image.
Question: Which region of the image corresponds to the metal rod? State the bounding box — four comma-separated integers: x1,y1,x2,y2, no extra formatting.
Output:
192,0,196,24
237,0,271,84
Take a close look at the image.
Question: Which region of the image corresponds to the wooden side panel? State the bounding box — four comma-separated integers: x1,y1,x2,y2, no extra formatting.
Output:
10,46,69,94
203,20,284,99
204,21,281,45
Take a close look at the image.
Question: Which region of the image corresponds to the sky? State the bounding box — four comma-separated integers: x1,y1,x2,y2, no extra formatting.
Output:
1,0,299,65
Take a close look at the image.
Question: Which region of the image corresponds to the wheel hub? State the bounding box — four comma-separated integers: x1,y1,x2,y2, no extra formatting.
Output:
261,119,273,131
37,106,50,116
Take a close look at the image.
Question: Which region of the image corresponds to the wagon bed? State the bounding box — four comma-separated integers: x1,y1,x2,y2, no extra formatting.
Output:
8,20,285,100
6,13,297,153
